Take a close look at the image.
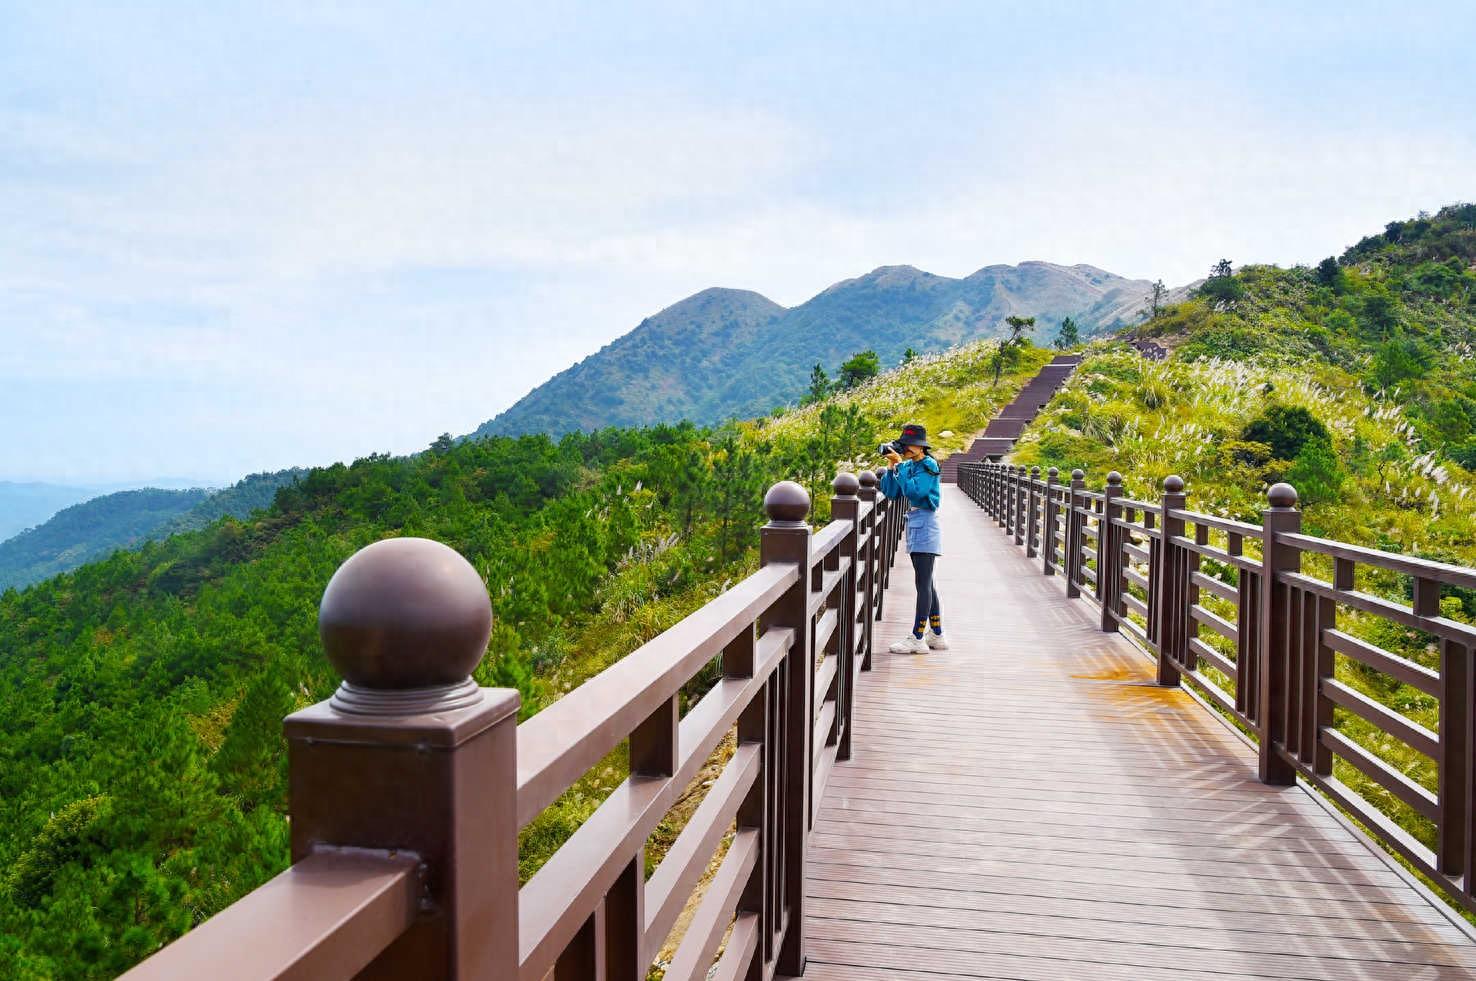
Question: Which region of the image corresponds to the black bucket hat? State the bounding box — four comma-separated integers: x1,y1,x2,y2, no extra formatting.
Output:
896,423,931,448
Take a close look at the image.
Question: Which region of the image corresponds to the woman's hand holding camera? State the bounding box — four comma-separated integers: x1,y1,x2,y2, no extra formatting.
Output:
883,448,903,466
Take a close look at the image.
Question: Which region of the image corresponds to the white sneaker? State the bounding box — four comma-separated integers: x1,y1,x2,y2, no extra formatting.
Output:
926,632,950,651
889,635,929,654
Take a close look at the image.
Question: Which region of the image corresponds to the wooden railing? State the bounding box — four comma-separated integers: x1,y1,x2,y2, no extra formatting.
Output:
123,470,905,980
960,460,1476,914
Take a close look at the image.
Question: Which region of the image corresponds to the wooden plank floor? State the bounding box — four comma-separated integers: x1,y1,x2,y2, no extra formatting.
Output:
804,485,1476,980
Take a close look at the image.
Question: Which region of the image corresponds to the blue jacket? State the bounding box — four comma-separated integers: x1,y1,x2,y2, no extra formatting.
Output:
880,456,942,554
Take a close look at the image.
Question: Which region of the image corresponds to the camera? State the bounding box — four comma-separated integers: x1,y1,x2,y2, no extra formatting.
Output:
879,441,902,456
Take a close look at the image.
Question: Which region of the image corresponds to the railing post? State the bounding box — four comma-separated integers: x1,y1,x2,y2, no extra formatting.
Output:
831,472,860,762
874,468,897,597
1154,475,1187,687
1004,465,1015,538
1002,465,1014,531
1014,466,1028,545
1433,575,1469,876
1098,472,1124,632
1001,463,1009,524
1042,467,1059,575
856,470,879,670
760,481,813,976
998,463,1006,522
1026,466,1041,558
284,538,520,980
1065,469,1085,598
1257,482,1300,786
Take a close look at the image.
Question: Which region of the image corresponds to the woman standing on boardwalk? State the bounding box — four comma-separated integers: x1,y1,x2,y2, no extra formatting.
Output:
880,424,948,654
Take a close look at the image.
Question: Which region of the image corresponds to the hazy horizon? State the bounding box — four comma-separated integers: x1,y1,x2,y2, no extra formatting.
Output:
5,2,1475,483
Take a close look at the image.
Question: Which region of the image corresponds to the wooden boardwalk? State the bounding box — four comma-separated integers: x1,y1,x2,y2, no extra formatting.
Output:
803,485,1476,981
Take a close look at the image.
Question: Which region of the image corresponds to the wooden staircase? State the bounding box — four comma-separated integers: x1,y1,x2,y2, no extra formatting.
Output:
940,354,1080,482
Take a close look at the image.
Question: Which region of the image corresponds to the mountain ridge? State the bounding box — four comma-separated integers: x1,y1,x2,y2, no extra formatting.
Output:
472,259,1181,439
0,469,307,591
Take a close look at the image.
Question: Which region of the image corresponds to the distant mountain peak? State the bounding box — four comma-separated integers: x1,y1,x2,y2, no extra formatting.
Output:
471,258,1171,440
660,286,783,311
865,263,927,278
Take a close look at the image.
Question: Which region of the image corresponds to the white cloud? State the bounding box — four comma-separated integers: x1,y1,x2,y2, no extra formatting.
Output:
4,38,1475,482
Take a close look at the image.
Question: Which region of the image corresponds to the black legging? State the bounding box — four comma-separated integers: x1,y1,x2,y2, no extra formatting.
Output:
911,552,942,636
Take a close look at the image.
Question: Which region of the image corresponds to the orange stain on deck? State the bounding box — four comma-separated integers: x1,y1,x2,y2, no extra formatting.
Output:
1068,664,1144,682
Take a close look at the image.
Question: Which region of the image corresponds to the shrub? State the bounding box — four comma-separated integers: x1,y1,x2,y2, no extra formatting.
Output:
1428,397,1476,446
1451,441,1476,471
1240,405,1331,461
1370,337,1430,390
1287,436,1345,504
1199,275,1246,308
1316,256,1346,291
1360,288,1401,337
1218,439,1273,468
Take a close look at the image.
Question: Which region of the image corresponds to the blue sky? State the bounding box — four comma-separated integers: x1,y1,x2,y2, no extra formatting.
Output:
4,1,1474,484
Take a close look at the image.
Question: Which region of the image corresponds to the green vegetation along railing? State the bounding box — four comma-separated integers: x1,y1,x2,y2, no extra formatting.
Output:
960,459,1476,913
121,469,905,980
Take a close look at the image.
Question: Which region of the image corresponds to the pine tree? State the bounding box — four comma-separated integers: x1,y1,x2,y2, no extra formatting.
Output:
1054,317,1080,349
837,350,881,389
806,363,832,403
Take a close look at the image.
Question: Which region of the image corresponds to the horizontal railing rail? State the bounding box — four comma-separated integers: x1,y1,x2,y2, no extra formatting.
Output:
125,469,907,980
960,459,1476,916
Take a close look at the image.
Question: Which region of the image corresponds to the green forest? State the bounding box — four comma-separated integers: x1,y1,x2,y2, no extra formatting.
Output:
0,337,1047,978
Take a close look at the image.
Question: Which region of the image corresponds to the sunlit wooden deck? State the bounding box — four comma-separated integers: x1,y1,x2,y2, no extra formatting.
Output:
803,485,1476,980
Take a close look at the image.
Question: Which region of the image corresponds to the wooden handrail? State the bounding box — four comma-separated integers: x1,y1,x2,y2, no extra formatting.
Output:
1278,531,1476,589
118,850,419,981
125,469,908,980
515,561,795,826
959,459,1476,917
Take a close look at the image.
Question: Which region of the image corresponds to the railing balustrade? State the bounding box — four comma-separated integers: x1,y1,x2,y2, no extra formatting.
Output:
124,469,907,981
960,460,1476,915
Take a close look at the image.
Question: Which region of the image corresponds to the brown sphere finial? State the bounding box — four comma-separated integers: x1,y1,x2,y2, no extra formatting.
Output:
858,469,878,488
319,537,492,716
1268,482,1299,509
832,471,860,497
764,480,811,525
1030,466,1041,477
1106,471,1123,486
1164,474,1185,493
1071,468,1085,480
1047,466,1059,478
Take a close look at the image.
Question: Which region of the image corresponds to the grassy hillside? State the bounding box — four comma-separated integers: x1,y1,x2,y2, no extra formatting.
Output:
1136,203,1476,465
0,339,1045,979
476,261,1160,439
0,470,306,592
